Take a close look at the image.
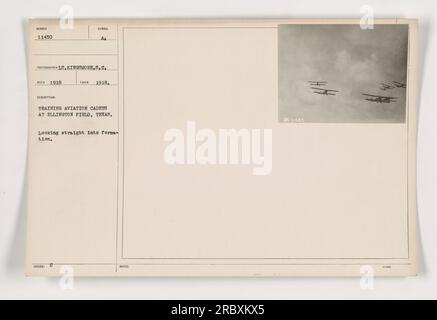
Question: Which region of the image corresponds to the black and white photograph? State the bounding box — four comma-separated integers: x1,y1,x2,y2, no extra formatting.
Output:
279,24,409,123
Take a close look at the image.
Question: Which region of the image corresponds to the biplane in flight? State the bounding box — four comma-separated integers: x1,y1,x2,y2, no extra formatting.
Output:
311,87,339,96
380,83,395,91
308,81,327,86
392,81,406,88
362,93,398,103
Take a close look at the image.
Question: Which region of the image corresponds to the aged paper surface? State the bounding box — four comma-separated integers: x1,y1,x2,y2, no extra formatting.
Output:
26,19,418,276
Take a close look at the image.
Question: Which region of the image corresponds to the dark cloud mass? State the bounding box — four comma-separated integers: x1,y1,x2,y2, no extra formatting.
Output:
279,24,408,123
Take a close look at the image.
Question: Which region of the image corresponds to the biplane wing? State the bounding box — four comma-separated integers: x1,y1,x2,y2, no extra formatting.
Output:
362,93,397,99
308,81,328,86
311,87,339,92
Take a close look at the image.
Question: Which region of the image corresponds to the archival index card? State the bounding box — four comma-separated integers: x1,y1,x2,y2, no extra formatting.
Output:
26,19,418,276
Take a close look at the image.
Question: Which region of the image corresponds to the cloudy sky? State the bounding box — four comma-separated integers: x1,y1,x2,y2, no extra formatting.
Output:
278,24,408,123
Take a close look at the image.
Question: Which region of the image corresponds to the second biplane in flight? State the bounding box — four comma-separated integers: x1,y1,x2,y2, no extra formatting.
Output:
311,87,339,96
362,93,398,103
392,81,406,89
380,83,395,91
